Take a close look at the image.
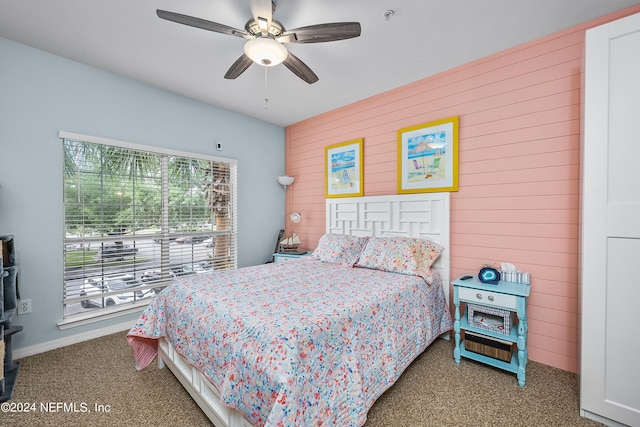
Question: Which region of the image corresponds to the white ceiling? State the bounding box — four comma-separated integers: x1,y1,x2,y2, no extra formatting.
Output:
1,0,638,127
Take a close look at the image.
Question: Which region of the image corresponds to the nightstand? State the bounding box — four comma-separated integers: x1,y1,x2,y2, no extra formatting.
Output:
273,251,310,263
452,275,531,386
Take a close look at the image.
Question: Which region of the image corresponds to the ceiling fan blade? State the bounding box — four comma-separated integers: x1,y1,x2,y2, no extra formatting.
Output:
249,0,273,36
157,9,248,39
277,22,361,44
224,54,254,79
283,52,319,84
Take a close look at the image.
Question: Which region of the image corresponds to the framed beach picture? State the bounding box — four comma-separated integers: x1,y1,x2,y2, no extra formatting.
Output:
397,116,459,193
325,138,364,198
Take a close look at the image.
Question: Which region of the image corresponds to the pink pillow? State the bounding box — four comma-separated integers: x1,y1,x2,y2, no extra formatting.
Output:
355,237,444,283
310,234,369,267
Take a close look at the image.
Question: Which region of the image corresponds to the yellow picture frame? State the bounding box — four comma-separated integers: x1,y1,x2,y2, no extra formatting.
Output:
325,138,364,198
397,116,459,193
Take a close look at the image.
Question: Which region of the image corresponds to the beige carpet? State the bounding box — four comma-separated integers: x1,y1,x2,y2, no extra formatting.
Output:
3,331,602,426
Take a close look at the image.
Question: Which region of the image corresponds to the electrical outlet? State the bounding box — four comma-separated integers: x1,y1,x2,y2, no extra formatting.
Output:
18,298,32,315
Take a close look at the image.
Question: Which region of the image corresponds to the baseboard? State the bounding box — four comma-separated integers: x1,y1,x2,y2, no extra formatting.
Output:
12,320,134,360
580,409,629,427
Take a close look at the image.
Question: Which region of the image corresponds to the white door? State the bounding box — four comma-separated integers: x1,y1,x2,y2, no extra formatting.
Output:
581,12,640,427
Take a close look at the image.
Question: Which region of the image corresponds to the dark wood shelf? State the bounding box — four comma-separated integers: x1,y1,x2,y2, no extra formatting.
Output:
0,363,19,403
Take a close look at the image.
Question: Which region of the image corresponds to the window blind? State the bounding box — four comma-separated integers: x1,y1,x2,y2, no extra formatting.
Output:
61,132,237,320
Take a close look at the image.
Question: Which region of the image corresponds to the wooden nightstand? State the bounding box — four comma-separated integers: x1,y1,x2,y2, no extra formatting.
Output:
452,274,531,386
273,251,310,263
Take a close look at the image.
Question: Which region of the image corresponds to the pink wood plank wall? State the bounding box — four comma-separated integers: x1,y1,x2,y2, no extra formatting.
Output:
283,5,640,373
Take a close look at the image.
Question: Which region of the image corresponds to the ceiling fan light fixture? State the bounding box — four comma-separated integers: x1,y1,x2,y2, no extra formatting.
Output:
244,37,288,66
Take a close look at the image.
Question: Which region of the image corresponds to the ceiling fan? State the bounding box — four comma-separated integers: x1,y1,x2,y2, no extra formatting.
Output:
157,0,361,84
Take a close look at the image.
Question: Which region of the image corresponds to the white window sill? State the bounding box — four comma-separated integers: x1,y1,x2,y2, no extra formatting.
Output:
57,301,149,330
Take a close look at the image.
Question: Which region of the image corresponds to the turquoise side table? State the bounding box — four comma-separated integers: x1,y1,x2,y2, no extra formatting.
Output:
452,275,531,386
273,251,310,263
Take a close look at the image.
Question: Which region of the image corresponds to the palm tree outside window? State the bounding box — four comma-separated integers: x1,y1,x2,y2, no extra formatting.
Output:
61,132,237,321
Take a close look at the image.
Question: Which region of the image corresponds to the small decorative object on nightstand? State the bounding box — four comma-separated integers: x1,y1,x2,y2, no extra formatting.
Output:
279,212,303,252
273,251,310,263
452,274,530,386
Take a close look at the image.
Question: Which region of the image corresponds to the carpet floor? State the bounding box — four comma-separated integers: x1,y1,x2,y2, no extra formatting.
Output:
3,331,602,426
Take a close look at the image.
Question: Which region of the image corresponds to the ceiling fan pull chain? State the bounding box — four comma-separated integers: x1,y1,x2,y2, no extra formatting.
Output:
264,66,269,111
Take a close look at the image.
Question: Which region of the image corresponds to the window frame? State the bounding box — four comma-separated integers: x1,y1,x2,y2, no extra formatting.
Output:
58,131,237,328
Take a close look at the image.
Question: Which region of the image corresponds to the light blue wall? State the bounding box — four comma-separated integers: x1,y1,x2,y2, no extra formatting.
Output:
0,37,286,352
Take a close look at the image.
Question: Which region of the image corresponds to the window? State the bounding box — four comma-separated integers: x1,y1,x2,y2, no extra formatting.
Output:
61,132,237,322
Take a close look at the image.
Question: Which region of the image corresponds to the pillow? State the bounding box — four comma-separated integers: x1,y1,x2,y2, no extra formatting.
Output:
354,236,445,283
310,234,369,267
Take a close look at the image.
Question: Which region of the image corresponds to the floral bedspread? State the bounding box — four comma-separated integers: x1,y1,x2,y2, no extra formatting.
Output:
127,258,452,427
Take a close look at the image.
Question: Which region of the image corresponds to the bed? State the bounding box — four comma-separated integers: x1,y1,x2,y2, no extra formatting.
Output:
128,193,452,427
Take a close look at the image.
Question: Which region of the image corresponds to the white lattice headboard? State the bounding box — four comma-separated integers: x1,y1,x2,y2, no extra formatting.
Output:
326,193,451,303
